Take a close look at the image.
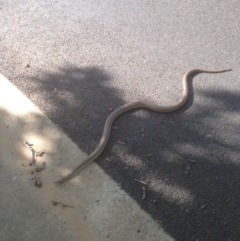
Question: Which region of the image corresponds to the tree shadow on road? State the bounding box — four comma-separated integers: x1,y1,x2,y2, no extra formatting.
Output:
21,65,240,241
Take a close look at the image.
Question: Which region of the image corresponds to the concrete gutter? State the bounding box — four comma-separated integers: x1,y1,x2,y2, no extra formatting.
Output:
0,73,174,241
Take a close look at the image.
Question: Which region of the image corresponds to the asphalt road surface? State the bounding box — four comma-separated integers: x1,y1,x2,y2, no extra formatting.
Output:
1,1,240,240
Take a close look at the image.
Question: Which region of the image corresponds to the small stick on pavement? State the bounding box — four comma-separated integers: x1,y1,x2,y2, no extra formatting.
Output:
134,179,147,185
117,141,124,145
24,142,45,187
50,86,58,94
51,200,74,208
36,151,45,157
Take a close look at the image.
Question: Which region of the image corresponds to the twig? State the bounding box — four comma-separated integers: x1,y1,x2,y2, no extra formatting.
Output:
50,86,58,94
117,141,124,145
188,159,196,163
24,142,45,187
51,200,74,208
36,152,45,157
134,179,147,185
32,163,42,187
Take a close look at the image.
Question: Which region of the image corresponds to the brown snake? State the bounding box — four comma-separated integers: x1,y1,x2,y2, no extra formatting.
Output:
55,68,231,184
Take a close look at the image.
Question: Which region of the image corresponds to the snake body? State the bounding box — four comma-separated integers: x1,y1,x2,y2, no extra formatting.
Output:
55,68,231,184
